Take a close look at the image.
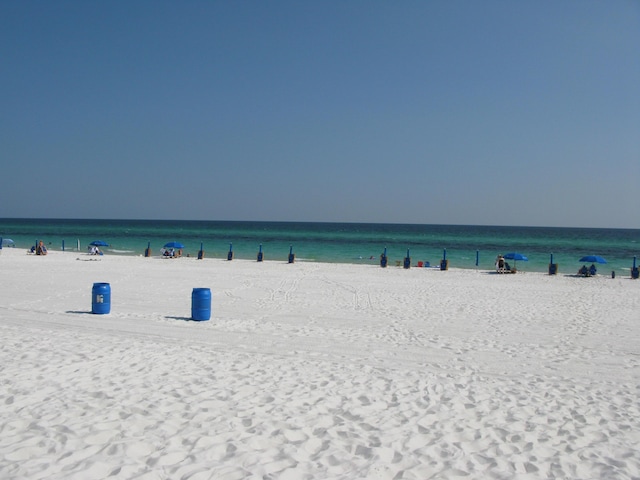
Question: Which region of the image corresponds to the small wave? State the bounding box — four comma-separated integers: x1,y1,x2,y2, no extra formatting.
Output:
108,249,135,254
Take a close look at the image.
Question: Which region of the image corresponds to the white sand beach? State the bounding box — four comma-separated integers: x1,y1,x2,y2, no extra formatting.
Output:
1,247,639,479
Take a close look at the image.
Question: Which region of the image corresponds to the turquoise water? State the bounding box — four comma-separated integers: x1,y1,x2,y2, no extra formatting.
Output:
1,218,638,274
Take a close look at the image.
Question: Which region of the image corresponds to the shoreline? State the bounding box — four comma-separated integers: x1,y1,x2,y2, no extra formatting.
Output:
3,245,638,277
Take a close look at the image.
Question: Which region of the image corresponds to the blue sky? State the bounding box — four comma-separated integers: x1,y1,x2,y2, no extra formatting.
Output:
1,1,638,228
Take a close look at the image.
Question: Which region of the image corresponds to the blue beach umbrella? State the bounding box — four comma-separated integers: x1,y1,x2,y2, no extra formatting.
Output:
164,241,185,249
89,240,109,247
503,252,528,269
579,255,607,264
504,252,528,261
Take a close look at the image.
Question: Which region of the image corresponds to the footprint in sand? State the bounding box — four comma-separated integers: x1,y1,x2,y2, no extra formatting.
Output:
126,441,155,458
84,430,117,446
283,429,308,444
303,437,326,455
156,451,188,466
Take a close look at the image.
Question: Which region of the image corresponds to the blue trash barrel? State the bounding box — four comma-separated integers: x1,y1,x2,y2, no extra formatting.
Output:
191,288,211,321
92,283,111,314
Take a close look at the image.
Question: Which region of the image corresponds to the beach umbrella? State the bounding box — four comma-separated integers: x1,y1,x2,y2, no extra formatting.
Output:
164,241,185,249
579,255,607,264
89,240,109,247
503,252,528,269
1,238,15,247
504,252,528,261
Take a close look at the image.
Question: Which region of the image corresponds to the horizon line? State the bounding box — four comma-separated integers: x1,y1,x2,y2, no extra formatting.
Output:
1,217,638,232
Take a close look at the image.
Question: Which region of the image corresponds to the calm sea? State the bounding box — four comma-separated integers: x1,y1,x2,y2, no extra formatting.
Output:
1,218,638,274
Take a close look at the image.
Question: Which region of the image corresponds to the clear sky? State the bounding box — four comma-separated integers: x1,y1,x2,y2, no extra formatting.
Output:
1,1,638,228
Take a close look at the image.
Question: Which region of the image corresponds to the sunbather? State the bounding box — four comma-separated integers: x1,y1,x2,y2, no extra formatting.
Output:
36,241,47,256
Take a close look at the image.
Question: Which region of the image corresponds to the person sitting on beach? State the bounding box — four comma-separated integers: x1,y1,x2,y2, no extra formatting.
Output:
36,241,47,256
578,265,588,276
496,255,505,273
589,264,597,276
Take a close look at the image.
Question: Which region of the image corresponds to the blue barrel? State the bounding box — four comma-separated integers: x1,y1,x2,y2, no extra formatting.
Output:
92,283,111,314
191,288,211,321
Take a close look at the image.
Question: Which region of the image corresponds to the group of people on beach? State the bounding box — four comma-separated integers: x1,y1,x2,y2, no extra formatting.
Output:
161,247,182,258
578,264,598,277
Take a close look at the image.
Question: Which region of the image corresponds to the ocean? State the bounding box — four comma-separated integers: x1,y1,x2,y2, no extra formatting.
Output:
1,218,638,274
